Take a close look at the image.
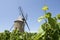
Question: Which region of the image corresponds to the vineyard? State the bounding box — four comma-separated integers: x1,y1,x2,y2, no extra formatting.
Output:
0,6,60,40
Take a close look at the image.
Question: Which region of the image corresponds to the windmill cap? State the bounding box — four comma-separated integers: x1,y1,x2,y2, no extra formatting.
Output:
15,16,24,22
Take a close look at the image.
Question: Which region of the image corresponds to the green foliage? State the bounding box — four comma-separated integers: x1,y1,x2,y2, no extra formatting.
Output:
45,12,51,18
0,30,36,40
57,14,60,20
37,12,60,40
0,30,10,40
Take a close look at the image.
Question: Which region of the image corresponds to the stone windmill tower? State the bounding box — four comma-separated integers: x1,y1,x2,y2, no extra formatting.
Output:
10,7,30,32
14,16,25,32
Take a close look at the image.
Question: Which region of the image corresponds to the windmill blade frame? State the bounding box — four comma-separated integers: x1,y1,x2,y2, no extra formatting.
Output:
10,25,14,31
18,6,30,31
18,6,25,18
25,20,30,31
25,13,28,20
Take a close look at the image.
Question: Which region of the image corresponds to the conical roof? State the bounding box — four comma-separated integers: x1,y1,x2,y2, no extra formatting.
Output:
15,16,24,22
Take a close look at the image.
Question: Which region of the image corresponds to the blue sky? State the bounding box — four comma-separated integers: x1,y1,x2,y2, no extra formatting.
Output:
0,0,60,32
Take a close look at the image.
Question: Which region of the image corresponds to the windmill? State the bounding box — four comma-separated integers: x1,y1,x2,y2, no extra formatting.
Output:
10,6,30,32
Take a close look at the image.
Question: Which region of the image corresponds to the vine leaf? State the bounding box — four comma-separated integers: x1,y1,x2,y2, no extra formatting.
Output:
38,16,45,22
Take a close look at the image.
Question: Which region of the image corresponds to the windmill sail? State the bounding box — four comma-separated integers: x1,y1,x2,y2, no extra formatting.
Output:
10,25,14,31
18,6,30,31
